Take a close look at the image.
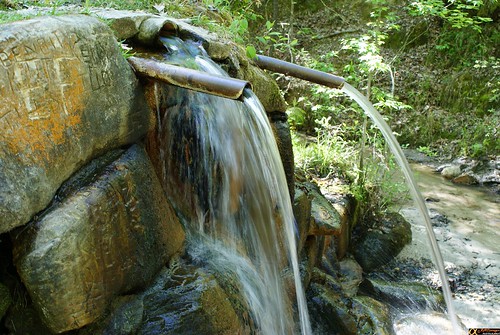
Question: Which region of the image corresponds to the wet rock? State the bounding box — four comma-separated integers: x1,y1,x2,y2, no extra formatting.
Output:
350,296,394,335
452,173,479,185
212,40,286,112
320,241,341,278
430,210,449,227
137,265,245,335
440,165,462,179
0,15,151,234
79,295,145,335
351,212,412,272
12,145,185,333
82,260,249,335
308,277,394,335
308,282,358,335
237,61,288,113
269,112,295,202
0,282,11,320
301,235,325,289
338,256,363,297
360,278,444,310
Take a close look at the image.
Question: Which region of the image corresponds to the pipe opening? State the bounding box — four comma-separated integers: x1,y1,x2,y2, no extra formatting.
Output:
254,54,345,89
128,56,252,101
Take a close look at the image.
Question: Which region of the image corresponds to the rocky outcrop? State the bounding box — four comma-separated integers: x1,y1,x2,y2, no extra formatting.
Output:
94,9,287,114
0,10,429,335
137,265,244,335
351,212,412,272
12,145,185,333
307,269,394,335
293,179,351,256
0,15,151,234
80,264,246,335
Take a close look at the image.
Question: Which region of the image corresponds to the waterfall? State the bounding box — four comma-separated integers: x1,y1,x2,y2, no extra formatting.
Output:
156,37,311,335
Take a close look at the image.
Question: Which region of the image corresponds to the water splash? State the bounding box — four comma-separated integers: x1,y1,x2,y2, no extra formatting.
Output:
156,37,311,334
341,82,461,334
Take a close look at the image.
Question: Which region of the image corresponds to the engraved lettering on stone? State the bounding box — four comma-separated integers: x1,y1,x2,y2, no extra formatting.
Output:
81,42,113,91
0,28,88,157
0,52,12,67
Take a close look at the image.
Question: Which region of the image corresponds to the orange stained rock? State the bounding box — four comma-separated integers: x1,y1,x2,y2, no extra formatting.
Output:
1,56,86,165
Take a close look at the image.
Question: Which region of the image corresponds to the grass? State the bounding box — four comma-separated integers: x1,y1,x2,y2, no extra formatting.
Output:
292,116,410,213
0,0,199,24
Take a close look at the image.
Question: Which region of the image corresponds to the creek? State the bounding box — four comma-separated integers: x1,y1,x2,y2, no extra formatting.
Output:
396,162,500,330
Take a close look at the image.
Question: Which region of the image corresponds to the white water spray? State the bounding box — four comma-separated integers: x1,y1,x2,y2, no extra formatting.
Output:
157,37,311,335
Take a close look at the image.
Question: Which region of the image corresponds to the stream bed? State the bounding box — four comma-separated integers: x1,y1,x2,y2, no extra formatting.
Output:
397,163,499,329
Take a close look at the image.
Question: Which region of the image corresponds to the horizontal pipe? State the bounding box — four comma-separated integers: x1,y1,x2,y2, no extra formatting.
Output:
128,57,251,100
254,54,345,89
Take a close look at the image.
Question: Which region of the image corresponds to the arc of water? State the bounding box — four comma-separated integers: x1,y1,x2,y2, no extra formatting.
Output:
254,55,461,334
341,83,460,334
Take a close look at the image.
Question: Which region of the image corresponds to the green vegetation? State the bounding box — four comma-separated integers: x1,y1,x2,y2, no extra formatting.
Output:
247,0,497,210
1,0,497,210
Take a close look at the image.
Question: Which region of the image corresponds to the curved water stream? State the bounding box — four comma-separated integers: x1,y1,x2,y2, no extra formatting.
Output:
341,83,461,334
157,38,311,335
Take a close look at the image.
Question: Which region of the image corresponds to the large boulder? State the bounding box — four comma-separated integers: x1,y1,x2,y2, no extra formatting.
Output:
137,265,245,335
80,263,248,335
351,212,412,272
0,15,151,234
12,145,185,333
307,271,394,335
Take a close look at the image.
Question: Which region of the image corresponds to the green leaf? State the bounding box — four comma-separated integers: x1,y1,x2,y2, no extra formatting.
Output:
246,45,257,59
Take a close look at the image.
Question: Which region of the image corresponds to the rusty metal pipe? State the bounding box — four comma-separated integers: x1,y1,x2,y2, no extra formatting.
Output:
254,54,345,89
128,57,252,100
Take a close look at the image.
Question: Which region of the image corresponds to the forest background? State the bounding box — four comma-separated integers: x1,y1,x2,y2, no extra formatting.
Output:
1,0,499,211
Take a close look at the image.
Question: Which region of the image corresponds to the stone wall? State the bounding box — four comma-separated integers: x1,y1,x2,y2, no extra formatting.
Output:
0,15,152,234
0,11,364,334
0,14,186,333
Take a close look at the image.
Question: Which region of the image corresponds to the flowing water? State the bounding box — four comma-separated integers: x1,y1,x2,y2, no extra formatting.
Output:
156,37,311,335
397,163,500,329
341,83,462,334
